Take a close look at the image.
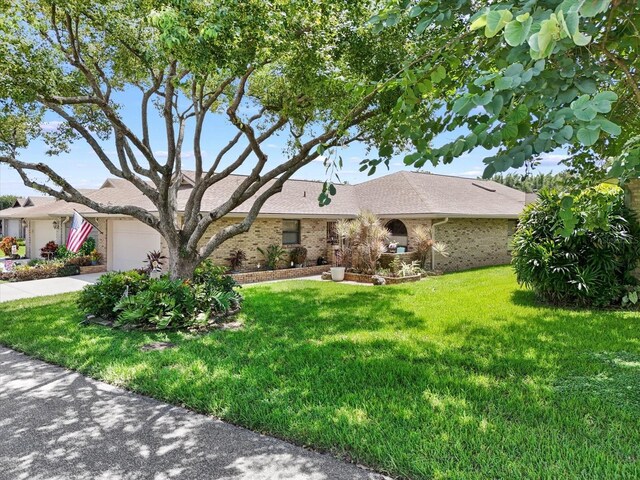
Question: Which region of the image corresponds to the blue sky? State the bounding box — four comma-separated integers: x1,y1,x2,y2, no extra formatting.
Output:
0,88,567,197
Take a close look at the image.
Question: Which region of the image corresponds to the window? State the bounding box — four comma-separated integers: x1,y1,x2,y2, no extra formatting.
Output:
282,219,300,245
385,219,408,248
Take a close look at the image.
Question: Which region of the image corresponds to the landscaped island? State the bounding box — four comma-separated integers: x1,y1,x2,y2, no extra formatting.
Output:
1,266,637,479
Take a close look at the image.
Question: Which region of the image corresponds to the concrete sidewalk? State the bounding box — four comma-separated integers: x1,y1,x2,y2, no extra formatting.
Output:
0,273,102,302
0,347,387,480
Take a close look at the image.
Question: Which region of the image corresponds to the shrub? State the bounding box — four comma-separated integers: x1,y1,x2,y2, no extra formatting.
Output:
78,237,96,256
57,264,80,277
77,270,149,319
40,241,58,258
0,236,17,256
194,259,239,294
79,260,242,329
289,246,307,266
228,249,247,271
512,185,640,307
114,278,197,329
56,245,73,259
13,261,65,281
257,244,287,270
398,260,423,277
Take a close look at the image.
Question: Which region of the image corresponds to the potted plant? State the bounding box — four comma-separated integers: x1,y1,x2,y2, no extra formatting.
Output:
90,249,102,265
228,249,247,272
331,249,346,281
289,246,307,268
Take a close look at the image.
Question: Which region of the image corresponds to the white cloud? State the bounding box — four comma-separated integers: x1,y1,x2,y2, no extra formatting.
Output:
349,156,362,162
313,155,329,164
537,153,568,166
40,121,63,133
266,143,280,149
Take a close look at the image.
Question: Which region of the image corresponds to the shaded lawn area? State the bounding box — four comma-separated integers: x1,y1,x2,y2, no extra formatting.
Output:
0,266,638,479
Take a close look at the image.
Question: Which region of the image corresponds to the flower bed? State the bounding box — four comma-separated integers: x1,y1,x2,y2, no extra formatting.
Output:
230,264,329,284
344,271,423,284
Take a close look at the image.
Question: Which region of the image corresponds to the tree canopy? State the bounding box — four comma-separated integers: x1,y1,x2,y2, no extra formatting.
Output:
0,0,416,277
359,0,639,188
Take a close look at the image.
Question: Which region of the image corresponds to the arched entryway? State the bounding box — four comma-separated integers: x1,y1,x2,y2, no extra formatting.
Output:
385,219,408,250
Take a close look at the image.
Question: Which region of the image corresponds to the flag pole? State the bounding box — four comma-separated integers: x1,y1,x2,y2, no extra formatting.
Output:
73,209,104,234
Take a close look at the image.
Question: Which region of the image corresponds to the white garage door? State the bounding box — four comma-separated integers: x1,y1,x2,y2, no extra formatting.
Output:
110,219,161,271
31,220,58,258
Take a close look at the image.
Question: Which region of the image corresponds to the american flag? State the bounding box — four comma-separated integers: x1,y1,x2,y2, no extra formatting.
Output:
66,211,94,253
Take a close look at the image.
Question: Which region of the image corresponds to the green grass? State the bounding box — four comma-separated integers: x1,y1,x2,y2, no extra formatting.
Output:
0,266,638,479
0,244,26,259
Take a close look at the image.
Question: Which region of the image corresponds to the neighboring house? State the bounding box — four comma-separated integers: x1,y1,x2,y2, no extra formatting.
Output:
0,196,55,239
0,171,529,272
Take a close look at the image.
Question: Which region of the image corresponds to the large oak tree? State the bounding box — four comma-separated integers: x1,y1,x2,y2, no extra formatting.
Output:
0,0,418,278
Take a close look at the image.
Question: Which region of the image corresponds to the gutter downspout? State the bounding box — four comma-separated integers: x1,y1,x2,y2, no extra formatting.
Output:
431,217,449,270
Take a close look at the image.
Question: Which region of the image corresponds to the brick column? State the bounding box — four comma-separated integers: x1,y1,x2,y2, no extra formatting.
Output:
627,179,640,278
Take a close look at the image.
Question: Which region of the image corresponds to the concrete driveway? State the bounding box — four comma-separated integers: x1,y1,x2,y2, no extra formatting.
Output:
0,347,387,480
0,273,103,302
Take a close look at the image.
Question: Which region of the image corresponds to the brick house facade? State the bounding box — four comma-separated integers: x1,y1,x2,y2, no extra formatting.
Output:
626,179,640,277
2,171,528,273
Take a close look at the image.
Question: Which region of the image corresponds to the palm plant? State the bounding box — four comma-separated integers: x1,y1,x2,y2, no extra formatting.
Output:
412,225,449,269
335,211,390,273
257,244,287,270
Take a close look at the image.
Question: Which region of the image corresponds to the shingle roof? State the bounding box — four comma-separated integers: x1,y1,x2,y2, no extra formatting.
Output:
1,171,526,219
356,171,525,217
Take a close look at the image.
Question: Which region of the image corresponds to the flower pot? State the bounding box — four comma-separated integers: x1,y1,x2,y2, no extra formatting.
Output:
330,266,345,282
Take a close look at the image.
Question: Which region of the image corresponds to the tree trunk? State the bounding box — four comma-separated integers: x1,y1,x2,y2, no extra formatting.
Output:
167,244,200,280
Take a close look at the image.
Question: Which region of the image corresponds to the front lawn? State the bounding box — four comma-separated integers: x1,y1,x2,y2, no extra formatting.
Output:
0,266,638,479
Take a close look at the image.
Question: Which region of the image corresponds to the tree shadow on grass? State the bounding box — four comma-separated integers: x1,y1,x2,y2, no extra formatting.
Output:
1,283,639,478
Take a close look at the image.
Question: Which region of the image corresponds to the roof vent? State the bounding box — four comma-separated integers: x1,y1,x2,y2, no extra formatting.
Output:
472,182,496,193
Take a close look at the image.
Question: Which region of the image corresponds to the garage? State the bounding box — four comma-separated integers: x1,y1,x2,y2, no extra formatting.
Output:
30,220,58,258
109,219,161,271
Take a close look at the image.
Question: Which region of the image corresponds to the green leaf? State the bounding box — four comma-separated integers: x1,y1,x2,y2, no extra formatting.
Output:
328,183,337,195
502,123,518,140
470,13,487,31
452,95,474,115
495,76,514,91
563,11,579,37
593,117,621,136
561,195,574,209
430,65,447,84
577,126,601,146
485,10,513,38
379,144,393,157
580,0,610,17
408,6,424,18
509,104,529,123
472,91,494,106
504,16,532,46
416,17,430,34
572,31,592,46
592,91,618,113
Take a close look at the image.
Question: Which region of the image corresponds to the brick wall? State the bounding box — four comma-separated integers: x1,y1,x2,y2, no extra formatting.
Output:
432,218,513,272
626,179,640,278
199,217,331,270
230,264,329,284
